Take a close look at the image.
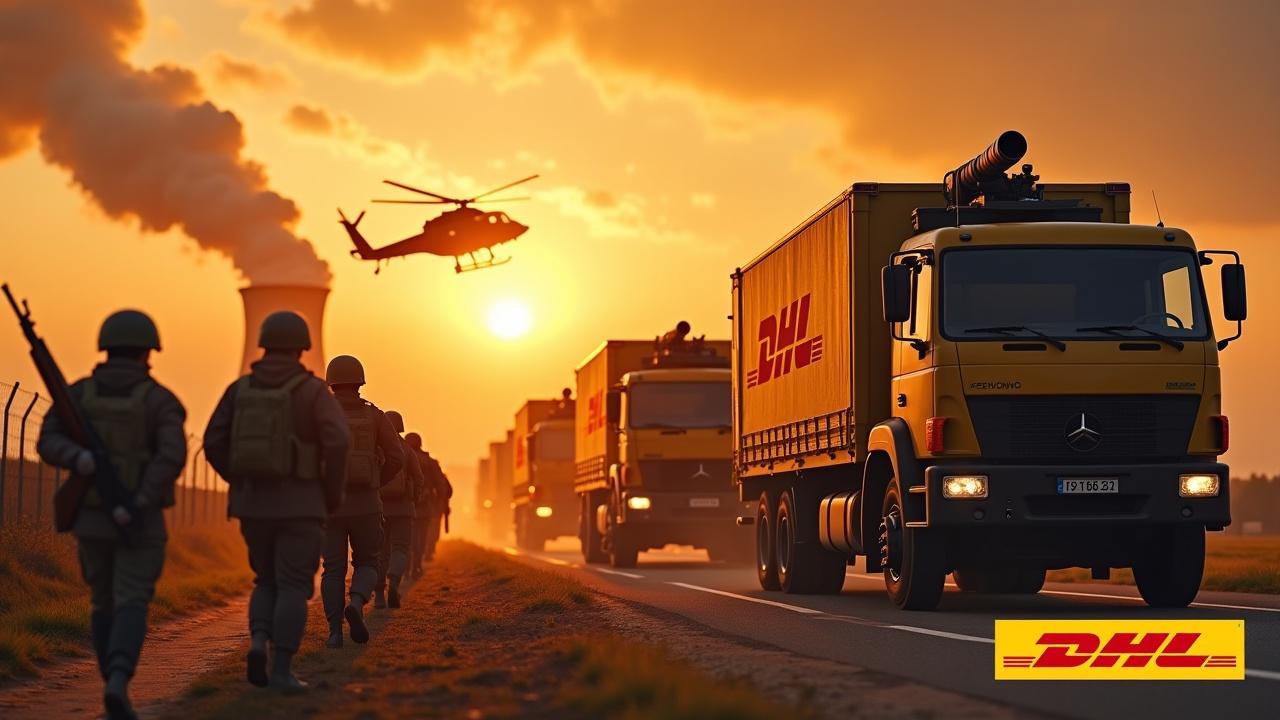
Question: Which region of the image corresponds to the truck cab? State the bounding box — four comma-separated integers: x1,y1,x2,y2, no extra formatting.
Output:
515,414,577,550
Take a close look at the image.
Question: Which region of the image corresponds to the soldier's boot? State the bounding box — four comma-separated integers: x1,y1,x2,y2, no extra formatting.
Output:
103,670,137,720
344,594,370,644
388,576,402,608
325,624,343,649
91,610,113,680
268,649,307,693
247,631,270,687
373,589,387,609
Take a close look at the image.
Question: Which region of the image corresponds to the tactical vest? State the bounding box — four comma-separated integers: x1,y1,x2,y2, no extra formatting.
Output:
228,374,319,481
343,402,381,488
381,447,412,500
79,379,153,507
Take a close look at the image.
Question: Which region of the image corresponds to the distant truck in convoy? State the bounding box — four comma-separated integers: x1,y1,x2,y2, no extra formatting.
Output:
576,323,750,567
732,131,1247,610
512,390,577,550
480,432,514,543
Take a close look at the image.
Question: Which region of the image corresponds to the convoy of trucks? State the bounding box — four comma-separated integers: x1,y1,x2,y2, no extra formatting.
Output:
471,130,1245,611
732,131,1246,609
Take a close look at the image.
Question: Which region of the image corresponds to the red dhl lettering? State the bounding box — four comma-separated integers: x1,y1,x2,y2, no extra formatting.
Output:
586,389,607,434
747,293,823,389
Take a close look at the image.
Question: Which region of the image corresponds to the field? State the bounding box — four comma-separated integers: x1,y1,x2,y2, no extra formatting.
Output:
0,520,251,680
1046,533,1280,594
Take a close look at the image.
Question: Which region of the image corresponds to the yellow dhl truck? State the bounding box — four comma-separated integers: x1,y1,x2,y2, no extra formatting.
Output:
481,432,514,543
475,455,494,539
731,131,1247,610
575,324,751,567
512,390,577,550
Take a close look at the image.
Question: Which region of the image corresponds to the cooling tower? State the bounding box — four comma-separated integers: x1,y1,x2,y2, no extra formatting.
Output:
239,285,329,375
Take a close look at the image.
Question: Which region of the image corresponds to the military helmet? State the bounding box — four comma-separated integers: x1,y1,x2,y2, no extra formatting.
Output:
386,410,405,433
258,311,311,350
325,355,365,386
98,310,161,351
404,432,422,450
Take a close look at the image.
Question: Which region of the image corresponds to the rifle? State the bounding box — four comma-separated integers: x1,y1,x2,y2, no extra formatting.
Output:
444,505,450,534
3,284,137,535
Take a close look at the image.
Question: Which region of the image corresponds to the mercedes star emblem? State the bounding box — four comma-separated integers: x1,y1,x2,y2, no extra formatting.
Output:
1065,412,1102,452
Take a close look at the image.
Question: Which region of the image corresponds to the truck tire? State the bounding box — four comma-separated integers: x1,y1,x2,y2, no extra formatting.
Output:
606,493,639,568
1134,526,1205,608
879,478,945,610
756,491,781,590
776,489,847,594
580,491,607,564
953,568,1045,594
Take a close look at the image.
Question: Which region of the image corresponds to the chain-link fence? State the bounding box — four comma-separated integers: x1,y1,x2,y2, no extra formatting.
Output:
1,380,228,529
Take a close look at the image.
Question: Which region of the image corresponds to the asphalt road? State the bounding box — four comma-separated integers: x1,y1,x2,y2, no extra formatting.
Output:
499,538,1280,720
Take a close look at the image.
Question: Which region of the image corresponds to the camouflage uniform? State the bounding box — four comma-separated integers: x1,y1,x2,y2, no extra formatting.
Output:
376,433,423,607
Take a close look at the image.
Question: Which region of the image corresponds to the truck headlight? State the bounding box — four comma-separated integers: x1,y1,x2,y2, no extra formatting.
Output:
1179,474,1220,497
626,496,652,510
942,475,988,499
535,505,553,518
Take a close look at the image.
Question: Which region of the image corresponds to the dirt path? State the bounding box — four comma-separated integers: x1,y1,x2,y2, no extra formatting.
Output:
0,598,248,719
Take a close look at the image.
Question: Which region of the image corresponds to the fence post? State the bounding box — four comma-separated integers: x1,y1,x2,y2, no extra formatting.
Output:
191,445,204,527
17,392,38,522
1,381,18,527
35,456,44,524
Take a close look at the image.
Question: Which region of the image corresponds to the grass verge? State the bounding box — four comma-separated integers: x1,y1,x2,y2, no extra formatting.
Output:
163,540,802,720
1046,533,1280,594
0,520,251,680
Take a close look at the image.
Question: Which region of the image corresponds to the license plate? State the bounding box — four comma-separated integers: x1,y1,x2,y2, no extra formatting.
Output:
689,497,720,508
1057,477,1119,494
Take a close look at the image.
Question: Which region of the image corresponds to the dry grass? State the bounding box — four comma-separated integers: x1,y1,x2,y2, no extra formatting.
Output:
162,541,798,720
0,521,250,680
1046,533,1280,594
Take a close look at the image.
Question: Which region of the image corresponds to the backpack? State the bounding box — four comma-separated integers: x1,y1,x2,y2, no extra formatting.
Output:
228,374,319,481
381,444,410,500
342,402,381,489
79,379,153,507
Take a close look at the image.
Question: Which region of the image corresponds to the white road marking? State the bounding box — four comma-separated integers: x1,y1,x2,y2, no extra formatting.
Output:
540,556,576,567
886,625,994,645
1245,668,1280,682
592,567,644,579
667,582,826,615
502,546,519,556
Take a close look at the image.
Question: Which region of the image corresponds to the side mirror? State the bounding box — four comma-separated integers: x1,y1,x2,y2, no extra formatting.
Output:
1222,264,1247,322
882,264,912,324
526,435,537,463
605,389,622,424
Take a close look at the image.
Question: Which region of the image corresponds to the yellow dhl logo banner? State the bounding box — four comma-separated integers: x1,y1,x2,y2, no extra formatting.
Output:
995,619,1244,680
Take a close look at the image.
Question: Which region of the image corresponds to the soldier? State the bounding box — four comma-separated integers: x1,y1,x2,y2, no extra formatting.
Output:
405,432,432,578
37,310,186,720
375,411,423,608
204,311,350,690
406,432,452,567
322,356,403,646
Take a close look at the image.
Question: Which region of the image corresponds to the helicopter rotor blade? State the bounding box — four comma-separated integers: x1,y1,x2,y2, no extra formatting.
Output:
382,180,460,203
470,196,532,203
470,174,540,202
372,199,453,204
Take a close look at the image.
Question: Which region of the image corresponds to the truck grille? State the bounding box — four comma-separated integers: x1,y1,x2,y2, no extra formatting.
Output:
637,460,733,492
966,395,1200,461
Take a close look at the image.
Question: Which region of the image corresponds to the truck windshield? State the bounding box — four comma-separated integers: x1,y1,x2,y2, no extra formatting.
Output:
535,429,573,461
942,247,1208,340
629,382,732,429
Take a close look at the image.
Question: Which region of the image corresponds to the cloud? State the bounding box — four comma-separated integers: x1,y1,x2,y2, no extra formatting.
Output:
209,53,294,91
0,0,330,286
262,0,1280,225
537,185,693,245
284,103,335,135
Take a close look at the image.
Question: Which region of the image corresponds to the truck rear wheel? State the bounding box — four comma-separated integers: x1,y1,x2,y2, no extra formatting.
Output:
879,478,945,610
756,491,781,590
1134,526,1205,608
953,568,1045,594
776,490,846,594
580,491,607,564
606,492,639,568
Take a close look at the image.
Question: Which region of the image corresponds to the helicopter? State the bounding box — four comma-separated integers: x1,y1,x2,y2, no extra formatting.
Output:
339,174,538,274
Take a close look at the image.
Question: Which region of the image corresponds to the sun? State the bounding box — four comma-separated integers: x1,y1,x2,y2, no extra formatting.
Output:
487,299,532,339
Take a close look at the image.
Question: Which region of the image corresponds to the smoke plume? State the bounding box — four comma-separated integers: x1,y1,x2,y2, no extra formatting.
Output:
0,0,330,286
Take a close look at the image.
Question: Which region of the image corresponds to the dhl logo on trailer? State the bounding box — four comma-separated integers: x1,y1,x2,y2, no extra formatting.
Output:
746,293,824,388
995,620,1244,680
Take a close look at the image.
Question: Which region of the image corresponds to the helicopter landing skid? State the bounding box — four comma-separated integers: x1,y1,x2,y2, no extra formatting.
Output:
454,254,511,273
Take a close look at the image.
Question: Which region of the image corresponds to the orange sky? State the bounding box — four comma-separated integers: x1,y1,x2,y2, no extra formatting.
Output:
2,0,1278,500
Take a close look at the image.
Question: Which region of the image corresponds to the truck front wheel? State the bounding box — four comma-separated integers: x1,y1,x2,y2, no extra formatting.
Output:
580,491,608,564
879,478,945,610
776,489,846,594
1134,525,1205,608
756,491,781,590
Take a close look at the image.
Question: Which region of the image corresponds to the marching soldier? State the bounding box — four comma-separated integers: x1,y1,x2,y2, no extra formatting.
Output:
405,432,432,578
37,310,187,719
375,411,423,608
322,356,403,646
406,432,451,569
204,311,349,690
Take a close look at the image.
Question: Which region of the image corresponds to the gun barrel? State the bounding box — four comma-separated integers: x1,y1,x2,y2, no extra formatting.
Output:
946,130,1027,206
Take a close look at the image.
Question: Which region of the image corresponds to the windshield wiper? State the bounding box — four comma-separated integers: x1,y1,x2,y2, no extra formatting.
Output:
1075,325,1184,351
964,326,1066,351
